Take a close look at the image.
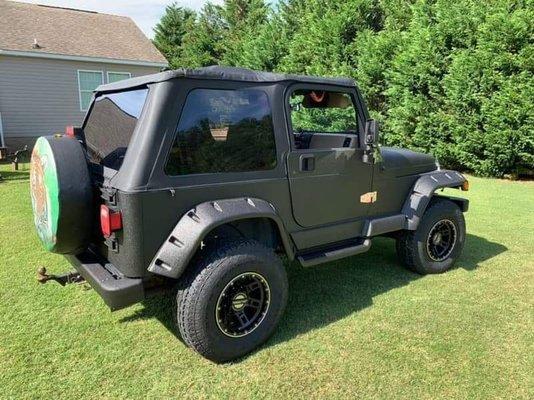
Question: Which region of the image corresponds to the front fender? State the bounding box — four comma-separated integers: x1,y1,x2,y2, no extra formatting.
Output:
147,197,294,279
402,170,468,230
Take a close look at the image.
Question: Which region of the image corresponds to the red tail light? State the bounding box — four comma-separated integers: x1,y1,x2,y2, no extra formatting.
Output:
65,125,75,137
65,125,82,138
100,205,122,238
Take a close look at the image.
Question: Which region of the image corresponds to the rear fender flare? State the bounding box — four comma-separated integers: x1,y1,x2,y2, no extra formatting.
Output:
402,170,468,230
147,197,294,279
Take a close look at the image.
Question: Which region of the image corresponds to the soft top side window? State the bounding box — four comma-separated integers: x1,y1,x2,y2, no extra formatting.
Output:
289,89,359,150
83,87,148,170
165,88,277,176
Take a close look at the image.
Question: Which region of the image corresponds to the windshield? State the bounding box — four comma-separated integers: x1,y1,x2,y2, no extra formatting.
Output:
83,88,148,170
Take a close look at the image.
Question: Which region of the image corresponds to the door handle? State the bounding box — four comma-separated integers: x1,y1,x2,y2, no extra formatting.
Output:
299,154,315,172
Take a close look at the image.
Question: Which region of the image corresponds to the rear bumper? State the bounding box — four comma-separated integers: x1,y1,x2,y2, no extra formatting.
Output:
66,250,144,311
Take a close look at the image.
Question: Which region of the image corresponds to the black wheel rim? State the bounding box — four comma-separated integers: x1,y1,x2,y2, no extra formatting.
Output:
426,219,457,262
216,272,271,338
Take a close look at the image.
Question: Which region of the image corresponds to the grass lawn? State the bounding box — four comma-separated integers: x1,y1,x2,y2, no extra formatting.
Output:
0,163,532,399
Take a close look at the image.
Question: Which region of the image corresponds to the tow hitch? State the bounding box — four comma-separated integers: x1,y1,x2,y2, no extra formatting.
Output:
36,267,85,286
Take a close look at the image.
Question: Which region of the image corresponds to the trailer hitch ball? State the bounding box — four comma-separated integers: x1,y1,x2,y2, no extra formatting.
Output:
36,266,49,283
37,267,84,286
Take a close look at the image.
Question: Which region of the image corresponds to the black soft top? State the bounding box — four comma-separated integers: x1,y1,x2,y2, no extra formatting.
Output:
96,65,356,93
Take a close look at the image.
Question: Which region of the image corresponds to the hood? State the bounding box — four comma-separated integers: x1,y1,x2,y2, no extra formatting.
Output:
379,147,437,176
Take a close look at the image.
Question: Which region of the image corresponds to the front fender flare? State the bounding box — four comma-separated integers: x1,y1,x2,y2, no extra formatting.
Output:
402,170,468,230
148,197,294,279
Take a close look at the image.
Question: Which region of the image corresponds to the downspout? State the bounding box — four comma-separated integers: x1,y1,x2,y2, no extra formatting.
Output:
0,112,5,148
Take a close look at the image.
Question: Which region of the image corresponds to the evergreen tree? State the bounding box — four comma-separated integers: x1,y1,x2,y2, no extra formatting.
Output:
152,0,534,177
179,3,226,67
153,3,196,68
219,0,271,67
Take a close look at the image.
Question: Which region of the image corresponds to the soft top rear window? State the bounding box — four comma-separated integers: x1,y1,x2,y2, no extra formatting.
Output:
83,88,148,170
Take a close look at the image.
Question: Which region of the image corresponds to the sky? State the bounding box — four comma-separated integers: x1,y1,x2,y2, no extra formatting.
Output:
15,0,224,38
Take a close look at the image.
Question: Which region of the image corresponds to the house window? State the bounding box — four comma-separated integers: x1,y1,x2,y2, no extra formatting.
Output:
78,70,103,111
107,72,132,84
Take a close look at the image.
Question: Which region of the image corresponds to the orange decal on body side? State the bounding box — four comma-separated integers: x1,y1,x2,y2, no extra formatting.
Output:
360,191,377,204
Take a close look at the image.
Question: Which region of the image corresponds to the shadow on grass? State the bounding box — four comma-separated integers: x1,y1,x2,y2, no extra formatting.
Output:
120,233,507,354
0,168,30,182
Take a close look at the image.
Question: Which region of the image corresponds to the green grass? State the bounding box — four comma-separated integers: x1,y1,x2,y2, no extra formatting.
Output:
0,163,532,399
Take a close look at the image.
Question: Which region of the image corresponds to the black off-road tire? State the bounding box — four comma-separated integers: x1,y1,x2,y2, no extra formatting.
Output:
175,240,288,363
396,198,466,275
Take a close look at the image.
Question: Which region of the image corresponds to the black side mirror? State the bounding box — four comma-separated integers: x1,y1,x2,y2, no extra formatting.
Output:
365,119,379,145
363,119,379,164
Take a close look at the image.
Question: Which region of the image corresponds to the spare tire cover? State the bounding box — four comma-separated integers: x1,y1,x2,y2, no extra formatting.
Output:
30,135,93,254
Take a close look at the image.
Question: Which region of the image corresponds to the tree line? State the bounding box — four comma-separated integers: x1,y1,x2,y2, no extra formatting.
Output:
153,0,533,177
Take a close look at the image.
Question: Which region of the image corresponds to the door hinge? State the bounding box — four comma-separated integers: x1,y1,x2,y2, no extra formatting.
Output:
360,191,377,204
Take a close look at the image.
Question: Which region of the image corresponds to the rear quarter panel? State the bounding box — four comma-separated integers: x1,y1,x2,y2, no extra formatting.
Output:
138,178,294,277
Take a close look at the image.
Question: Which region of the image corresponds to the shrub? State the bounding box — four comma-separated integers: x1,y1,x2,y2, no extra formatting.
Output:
154,0,534,177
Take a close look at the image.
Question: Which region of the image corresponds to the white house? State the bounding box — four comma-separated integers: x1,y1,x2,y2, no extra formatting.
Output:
0,0,167,151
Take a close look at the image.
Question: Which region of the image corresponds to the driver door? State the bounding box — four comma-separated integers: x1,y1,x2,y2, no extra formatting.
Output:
286,85,373,228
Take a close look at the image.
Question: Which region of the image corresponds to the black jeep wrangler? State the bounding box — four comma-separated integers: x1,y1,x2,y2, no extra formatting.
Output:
30,66,468,362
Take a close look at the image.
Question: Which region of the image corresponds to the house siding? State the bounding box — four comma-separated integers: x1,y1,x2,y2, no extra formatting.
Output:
0,55,161,149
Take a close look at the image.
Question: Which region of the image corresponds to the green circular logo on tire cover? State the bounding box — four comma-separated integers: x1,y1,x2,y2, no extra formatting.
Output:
30,137,60,251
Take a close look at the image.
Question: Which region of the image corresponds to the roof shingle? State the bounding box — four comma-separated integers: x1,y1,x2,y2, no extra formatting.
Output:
0,0,167,64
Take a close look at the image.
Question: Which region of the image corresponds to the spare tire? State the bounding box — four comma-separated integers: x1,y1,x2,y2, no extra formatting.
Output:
30,135,93,254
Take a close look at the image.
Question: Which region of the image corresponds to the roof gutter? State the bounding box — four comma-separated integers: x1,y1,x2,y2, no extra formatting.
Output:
0,49,168,68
